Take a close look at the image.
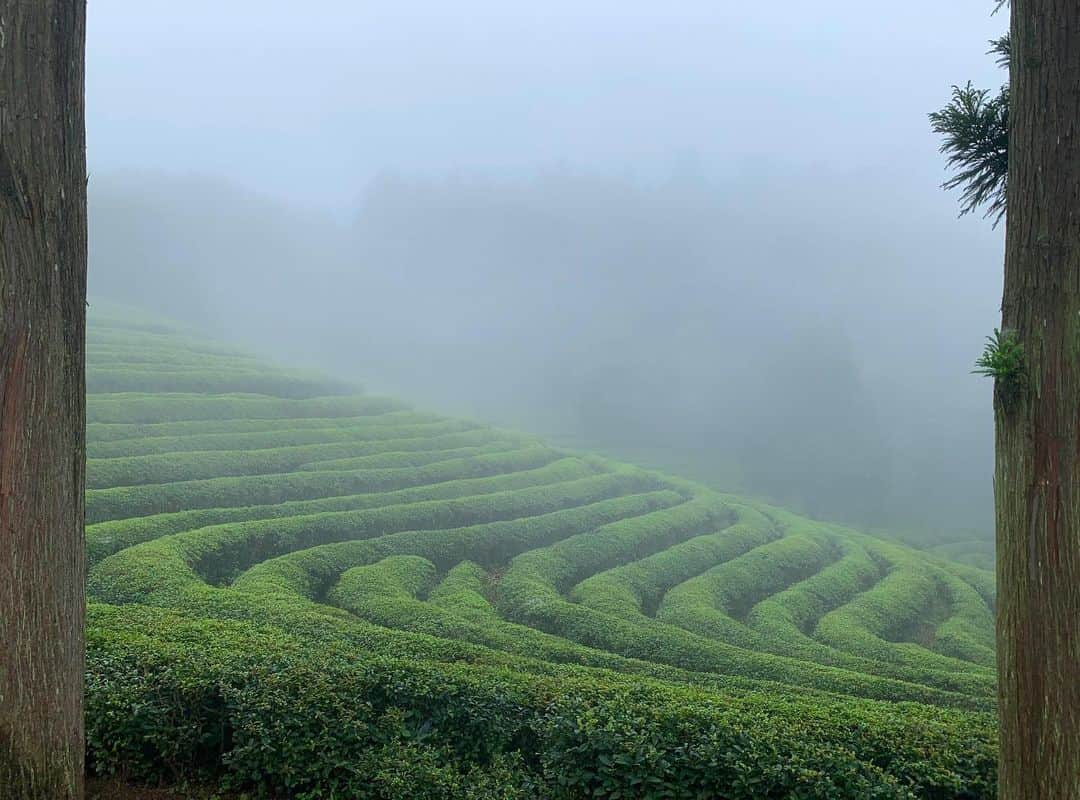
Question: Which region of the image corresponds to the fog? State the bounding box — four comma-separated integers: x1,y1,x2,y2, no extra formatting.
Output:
86,1,1006,536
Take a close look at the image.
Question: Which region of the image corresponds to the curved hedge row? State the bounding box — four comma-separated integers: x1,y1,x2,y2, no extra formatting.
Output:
926,569,997,668
570,513,779,620
89,470,665,603
86,410,441,443
86,457,598,565
86,443,566,522
87,367,356,398
87,426,519,488
86,331,247,358
814,556,994,684
234,489,682,600
87,415,474,457
327,558,909,697
88,392,405,424
86,349,258,371
656,532,836,648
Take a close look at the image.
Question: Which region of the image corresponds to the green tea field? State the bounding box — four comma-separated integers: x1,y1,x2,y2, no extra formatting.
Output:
84,311,998,799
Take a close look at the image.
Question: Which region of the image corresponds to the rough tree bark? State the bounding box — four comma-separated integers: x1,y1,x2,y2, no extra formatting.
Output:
0,1,88,798
995,1,1080,798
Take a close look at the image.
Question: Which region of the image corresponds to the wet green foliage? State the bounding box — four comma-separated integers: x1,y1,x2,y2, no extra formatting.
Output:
973,328,1026,408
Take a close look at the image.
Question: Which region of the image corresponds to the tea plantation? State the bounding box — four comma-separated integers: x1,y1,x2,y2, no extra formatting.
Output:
84,311,998,799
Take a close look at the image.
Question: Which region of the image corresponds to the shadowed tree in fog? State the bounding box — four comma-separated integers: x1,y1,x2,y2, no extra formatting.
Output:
733,326,891,525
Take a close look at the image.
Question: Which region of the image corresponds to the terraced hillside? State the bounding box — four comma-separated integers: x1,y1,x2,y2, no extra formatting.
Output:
84,312,998,799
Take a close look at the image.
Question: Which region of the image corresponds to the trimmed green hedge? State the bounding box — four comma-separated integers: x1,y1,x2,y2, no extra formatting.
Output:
85,604,997,800
88,367,357,398
87,417,481,457
87,426,521,488
87,393,404,424
814,557,995,683
89,471,663,603
86,410,440,443
656,532,835,648
86,330,248,358
86,457,596,565
926,570,996,668
496,495,990,709
746,536,882,648
328,558,854,695
86,443,566,522
235,488,680,600
87,349,258,371
570,504,778,619
296,442,526,471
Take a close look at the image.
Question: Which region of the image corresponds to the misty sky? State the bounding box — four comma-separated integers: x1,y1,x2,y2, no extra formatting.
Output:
84,1,1009,536
88,0,1004,212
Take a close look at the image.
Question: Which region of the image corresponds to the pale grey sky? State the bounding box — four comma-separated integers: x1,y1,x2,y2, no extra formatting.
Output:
87,0,1004,212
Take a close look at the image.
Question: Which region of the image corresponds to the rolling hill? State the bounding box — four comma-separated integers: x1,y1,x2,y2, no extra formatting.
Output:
84,309,997,799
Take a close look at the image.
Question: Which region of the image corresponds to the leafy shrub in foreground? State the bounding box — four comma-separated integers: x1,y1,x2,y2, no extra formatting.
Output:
86,604,997,800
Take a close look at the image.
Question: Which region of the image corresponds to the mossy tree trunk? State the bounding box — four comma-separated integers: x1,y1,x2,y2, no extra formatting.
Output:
996,1,1080,797
0,1,88,798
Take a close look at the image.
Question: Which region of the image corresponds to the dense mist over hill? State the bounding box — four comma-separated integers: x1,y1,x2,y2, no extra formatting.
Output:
84,0,1007,538
89,167,1000,535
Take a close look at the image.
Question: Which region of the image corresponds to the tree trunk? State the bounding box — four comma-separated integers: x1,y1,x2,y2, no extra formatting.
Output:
996,2,1080,798
0,2,87,798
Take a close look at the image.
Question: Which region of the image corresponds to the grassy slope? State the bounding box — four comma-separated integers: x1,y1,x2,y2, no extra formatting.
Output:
84,309,998,799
